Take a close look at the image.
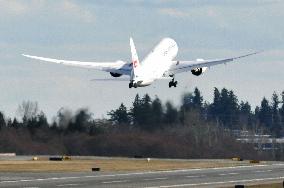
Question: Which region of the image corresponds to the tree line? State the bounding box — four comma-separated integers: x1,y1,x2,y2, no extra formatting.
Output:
0,87,283,160
108,88,284,137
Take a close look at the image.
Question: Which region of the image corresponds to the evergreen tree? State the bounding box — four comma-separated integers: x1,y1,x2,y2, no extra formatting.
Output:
0,112,5,129
11,118,20,129
35,112,49,128
130,94,143,125
151,97,163,127
180,88,204,125
271,92,281,136
130,94,155,130
21,112,49,134
239,101,253,128
254,106,260,125
227,90,239,126
280,91,284,125
271,92,280,115
210,87,221,119
240,101,251,114
209,88,239,128
280,91,284,136
258,97,272,128
219,88,230,127
181,92,195,111
164,101,178,125
139,94,153,130
180,92,194,124
193,87,203,109
141,94,152,121
108,103,130,125
180,87,203,110
68,109,93,132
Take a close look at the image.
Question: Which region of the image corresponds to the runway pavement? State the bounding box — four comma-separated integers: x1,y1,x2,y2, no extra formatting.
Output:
0,163,284,188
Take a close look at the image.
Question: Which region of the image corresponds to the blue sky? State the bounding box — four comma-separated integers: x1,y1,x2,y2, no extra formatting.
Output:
0,0,284,120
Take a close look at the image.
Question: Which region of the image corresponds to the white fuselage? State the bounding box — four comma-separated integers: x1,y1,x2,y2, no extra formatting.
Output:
133,38,178,87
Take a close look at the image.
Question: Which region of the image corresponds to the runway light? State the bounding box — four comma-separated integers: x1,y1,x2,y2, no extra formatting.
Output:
147,158,151,162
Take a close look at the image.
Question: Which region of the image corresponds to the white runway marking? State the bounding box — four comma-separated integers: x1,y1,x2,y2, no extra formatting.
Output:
219,172,239,176
255,170,272,173
0,164,281,184
145,176,284,188
102,180,128,184
1,177,33,181
272,163,284,166
143,177,168,181
56,183,80,187
185,175,205,178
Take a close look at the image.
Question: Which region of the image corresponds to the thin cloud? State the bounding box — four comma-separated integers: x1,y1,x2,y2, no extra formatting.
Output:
59,0,95,23
0,0,30,15
0,0,95,23
158,7,219,20
158,8,189,18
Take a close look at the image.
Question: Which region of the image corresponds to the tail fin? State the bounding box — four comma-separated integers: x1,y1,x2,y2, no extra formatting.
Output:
130,37,140,76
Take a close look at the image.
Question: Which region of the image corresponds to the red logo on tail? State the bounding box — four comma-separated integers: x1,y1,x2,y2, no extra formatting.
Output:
133,60,138,68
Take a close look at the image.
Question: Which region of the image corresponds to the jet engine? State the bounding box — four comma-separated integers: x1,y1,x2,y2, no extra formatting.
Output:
110,72,122,77
191,67,207,76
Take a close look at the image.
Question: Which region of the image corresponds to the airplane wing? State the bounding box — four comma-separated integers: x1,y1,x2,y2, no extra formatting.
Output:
168,51,261,75
22,54,131,76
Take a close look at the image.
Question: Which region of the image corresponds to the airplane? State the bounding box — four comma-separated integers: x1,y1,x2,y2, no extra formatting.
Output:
22,37,260,88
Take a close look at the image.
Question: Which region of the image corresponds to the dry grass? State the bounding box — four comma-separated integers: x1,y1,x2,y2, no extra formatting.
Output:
0,158,255,172
225,183,283,188
247,183,283,188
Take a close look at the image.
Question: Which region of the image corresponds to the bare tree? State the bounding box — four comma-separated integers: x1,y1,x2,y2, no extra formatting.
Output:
17,101,39,121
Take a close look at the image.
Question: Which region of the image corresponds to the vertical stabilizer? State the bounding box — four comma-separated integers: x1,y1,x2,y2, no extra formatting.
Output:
130,37,140,76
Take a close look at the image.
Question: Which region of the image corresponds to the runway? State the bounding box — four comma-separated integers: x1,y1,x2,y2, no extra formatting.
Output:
0,163,284,188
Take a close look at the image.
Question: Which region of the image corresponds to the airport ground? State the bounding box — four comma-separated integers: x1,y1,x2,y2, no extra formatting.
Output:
0,156,283,187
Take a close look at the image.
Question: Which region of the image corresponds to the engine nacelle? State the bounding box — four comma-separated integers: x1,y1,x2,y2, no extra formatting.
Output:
191,67,207,76
110,72,122,77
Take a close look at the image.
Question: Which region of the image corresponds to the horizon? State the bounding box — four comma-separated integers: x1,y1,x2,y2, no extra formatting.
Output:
2,86,283,122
